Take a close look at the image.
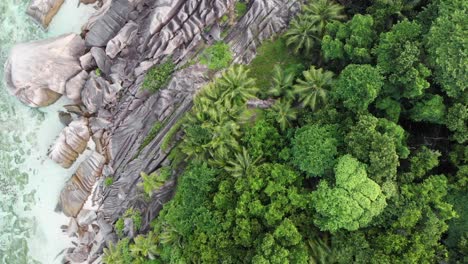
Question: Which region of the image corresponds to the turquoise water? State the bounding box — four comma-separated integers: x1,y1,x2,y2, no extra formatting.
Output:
0,0,95,263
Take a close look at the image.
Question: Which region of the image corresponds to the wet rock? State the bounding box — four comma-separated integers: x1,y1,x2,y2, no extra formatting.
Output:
66,245,89,263
106,21,139,59
64,104,87,116
48,118,90,168
67,218,79,237
77,209,97,226
4,34,86,107
59,152,106,217
58,111,73,126
85,0,131,47
27,0,64,28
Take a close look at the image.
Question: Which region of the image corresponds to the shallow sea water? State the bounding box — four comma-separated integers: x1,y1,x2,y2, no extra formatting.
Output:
0,1,96,263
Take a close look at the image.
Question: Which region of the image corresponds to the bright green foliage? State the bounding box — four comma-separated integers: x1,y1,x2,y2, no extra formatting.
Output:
248,38,304,89
293,66,334,110
115,218,125,238
402,146,441,183
375,20,431,99
268,65,295,101
242,117,282,160
367,0,422,29
104,177,114,187
333,64,383,112
375,97,401,122
302,0,346,35
446,103,468,144
200,42,233,70
409,94,446,124
332,176,456,263
214,163,310,262
292,124,339,176
103,238,134,264
285,17,320,55
312,155,387,232
322,14,375,63
139,122,163,152
139,167,171,198
130,232,160,260
426,0,467,98
142,59,176,93
235,1,248,18
346,114,408,183
225,147,260,178
215,65,258,107
114,208,142,237
270,99,298,131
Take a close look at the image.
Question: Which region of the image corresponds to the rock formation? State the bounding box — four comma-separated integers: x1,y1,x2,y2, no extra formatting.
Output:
27,0,64,28
4,34,86,107
48,118,91,168
5,0,300,262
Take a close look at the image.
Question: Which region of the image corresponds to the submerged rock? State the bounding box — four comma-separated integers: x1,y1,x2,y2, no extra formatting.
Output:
27,0,64,28
4,34,86,107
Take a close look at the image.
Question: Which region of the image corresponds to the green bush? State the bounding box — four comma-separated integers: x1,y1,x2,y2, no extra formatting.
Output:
115,208,142,238
200,42,233,70
104,177,113,187
140,167,171,198
235,2,248,18
142,59,175,93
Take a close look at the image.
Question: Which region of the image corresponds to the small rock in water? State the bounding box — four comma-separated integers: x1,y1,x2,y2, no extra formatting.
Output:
58,111,73,126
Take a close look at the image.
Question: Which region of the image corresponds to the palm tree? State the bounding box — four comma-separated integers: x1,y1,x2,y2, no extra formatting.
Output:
130,232,160,259
285,17,320,55
271,99,298,131
225,147,261,177
303,0,345,35
269,65,295,101
293,66,334,111
217,66,258,108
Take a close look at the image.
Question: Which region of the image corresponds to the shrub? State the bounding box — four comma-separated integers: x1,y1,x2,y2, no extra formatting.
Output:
200,42,232,70
115,208,143,238
142,59,175,93
104,177,113,187
235,2,248,18
140,167,171,198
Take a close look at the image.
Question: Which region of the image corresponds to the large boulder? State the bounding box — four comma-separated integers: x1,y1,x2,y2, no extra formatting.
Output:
48,118,91,168
27,0,64,28
4,34,86,107
59,152,106,217
84,0,131,47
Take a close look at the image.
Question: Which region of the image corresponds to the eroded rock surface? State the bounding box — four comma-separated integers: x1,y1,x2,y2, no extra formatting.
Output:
48,118,91,169
59,151,106,217
27,0,64,28
4,34,86,107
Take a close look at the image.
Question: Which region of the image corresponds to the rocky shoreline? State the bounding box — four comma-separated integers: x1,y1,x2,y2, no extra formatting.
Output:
4,0,299,262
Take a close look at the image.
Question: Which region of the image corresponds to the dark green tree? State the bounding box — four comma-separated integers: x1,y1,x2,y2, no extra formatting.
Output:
375,19,431,99
291,124,339,176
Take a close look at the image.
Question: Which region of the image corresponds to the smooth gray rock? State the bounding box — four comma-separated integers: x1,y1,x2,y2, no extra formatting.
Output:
85,0,131,47
66,218,79,237
27,0,64,28
4,34,86,107
77,209,97,226
65,71,89,102
58,111,73,126
80,52,97,71
91,47,112,75
106,21,139,58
